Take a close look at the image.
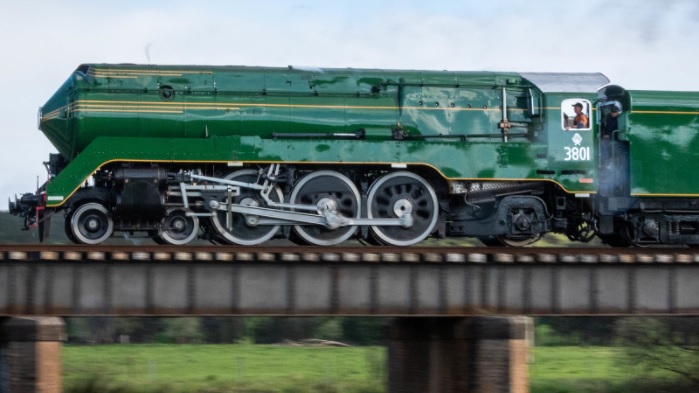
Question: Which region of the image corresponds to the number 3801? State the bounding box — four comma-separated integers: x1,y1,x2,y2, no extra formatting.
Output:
564,146,590,161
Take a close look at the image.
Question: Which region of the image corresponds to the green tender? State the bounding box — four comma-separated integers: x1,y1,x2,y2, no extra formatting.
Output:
626,90,699,196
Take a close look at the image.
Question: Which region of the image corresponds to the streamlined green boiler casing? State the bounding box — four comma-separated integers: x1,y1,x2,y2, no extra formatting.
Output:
39,64,602,207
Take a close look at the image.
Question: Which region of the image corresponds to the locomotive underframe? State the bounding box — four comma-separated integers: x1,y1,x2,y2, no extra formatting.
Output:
24,159,699,248
37,162,573,247
597,197,699,247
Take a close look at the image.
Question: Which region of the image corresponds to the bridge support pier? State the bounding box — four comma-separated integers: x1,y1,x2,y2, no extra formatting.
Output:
386,316,530,393
0,317,66,393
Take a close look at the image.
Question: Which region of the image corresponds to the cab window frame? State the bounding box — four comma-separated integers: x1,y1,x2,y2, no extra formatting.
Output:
561,98,592,131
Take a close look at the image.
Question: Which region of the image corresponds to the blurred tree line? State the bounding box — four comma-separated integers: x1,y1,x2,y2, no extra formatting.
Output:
534,317,618,346
614,317,699,391
65,317,384,345
536,316,699,391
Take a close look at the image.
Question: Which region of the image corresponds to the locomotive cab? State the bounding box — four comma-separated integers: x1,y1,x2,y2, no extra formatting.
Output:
596,85,631,200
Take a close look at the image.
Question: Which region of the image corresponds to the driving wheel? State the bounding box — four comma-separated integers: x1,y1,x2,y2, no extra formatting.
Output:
367,171,438,246
290,170,360,246
210,169,284,245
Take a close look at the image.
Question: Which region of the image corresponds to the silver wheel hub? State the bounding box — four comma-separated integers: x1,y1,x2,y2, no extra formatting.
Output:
317,198,337,214
392,199,413,217
240,197,260,226
87,218,100,231
172,218,186,232
318,197,341,229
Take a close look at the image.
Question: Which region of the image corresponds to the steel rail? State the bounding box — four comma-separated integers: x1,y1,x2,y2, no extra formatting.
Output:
0,244,695,265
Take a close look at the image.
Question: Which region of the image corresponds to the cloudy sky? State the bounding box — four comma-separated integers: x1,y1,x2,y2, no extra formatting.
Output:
1,0,698,211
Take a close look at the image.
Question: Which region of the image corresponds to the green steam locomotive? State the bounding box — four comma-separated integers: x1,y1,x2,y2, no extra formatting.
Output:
9,64,699,247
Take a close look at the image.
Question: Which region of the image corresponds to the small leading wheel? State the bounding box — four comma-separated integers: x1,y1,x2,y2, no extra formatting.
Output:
290,171,360,246
158,208,199,245
210,169,284,245
69,202,114,245
367,172,438,246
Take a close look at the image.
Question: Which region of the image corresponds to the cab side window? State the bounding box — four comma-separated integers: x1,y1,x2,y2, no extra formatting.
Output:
561,99,591,131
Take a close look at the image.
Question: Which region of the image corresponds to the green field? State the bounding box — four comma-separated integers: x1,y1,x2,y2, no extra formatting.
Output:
63,344,385,393
62,344,683,393
530,346,628,393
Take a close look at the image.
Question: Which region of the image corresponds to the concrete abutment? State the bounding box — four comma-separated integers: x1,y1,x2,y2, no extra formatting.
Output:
386,316,531,393
0,317,66,393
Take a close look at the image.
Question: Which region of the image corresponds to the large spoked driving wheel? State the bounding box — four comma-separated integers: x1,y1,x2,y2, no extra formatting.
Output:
211,169,283,245
367,172,438,246
69,202,114,245
158,208,199,245
290,171,360,246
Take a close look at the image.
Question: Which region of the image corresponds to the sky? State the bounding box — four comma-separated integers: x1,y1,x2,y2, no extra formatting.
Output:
1,0,699,212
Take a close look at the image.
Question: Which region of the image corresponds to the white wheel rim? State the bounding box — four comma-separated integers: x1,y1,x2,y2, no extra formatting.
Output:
70,203,114,245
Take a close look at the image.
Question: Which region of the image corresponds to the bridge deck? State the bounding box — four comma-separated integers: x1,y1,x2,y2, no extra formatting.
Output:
0,246,697,316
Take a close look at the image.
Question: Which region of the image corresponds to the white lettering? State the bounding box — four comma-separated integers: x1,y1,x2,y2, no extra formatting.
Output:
564,146,590,161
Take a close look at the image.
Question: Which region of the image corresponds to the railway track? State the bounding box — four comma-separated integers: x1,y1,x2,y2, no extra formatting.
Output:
1,244,698,316
0,244,696,264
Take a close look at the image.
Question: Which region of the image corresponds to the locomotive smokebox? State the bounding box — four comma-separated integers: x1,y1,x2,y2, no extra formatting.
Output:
37,75,77,159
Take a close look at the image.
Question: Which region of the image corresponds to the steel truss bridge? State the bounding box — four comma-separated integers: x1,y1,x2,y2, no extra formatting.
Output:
0,245,697,316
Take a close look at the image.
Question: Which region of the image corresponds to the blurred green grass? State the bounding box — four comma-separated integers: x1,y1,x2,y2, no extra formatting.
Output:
531,346,626,380
64,343,385,393
530,346,626,393
64,344,679,393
